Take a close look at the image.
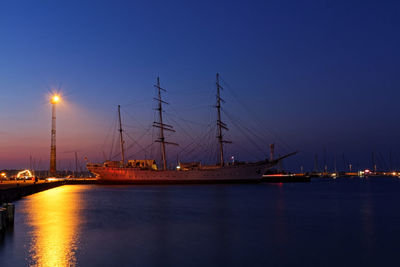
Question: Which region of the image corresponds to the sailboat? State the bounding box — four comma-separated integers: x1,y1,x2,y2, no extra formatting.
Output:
87,74,295,183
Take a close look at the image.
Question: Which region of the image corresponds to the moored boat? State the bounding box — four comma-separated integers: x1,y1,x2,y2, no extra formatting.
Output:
87,74,296,183
262,170,311,183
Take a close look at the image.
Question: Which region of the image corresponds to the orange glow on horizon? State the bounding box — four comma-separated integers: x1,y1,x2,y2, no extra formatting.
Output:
0,88,111,169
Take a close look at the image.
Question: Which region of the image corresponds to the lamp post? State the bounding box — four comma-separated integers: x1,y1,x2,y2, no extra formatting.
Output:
49,95,60,177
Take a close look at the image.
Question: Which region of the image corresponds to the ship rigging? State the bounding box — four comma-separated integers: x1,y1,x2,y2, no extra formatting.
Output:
87,74,297,183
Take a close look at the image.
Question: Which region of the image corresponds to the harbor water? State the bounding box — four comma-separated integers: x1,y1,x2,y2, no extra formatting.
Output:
1,177,399,266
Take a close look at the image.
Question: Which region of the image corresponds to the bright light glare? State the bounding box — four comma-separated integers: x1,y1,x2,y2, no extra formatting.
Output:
51,95,60,104
17,169,33,178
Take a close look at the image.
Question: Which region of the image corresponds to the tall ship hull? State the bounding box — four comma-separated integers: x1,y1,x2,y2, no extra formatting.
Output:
88,161,272,184
87,74,296,184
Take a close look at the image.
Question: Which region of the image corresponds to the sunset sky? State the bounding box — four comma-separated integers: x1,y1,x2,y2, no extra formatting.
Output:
1,0,399,171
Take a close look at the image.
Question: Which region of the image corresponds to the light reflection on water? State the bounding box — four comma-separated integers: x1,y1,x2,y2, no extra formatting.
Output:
23,186,84,267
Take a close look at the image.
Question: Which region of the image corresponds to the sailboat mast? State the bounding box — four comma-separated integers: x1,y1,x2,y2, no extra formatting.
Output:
216,74,224,166
215,73,231,166
157,77,167,170
153,77,178,171
118,105,125,165
75,151,78,176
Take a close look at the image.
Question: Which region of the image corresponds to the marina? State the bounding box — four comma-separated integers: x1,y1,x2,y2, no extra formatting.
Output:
1,0,400,266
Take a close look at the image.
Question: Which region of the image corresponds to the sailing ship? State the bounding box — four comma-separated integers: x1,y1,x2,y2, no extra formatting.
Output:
87,74,295,183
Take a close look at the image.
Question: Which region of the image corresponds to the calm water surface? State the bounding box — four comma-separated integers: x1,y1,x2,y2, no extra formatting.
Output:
1,178,399,266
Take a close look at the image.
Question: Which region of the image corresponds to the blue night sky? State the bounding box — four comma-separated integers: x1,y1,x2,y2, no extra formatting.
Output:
0,0,399,171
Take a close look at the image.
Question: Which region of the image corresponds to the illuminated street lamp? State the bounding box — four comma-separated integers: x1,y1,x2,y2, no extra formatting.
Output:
0,172,6,183
51,95,60,104
49,94,60,176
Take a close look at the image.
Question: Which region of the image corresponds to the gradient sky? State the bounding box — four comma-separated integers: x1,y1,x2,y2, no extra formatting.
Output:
1,0,400,171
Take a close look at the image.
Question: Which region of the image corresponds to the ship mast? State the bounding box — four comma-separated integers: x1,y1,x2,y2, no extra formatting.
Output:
118,105,125,165
216,73,231,167
153,77,178,170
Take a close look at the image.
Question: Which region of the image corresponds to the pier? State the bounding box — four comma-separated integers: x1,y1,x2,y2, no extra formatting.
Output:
0,179,98,203
0,181,65,203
